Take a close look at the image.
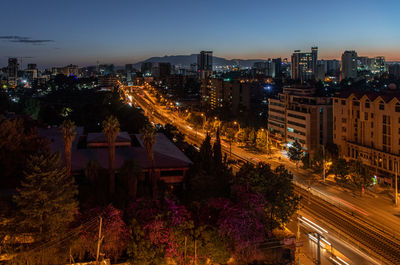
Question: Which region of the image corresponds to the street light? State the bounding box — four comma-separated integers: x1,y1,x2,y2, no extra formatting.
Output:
200,113,206,130
395,161,398,207
233,121,240,131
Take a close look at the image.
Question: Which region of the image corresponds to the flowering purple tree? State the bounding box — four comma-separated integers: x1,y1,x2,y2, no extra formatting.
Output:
208,185,268,262
127,198,193,263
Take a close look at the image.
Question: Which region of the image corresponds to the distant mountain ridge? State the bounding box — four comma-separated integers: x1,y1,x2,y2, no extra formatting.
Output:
132,54,266,68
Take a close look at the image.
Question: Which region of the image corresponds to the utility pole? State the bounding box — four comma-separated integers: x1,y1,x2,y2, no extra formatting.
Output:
184,236,187,265
194,239,197,265
96,217,103,265
316,233,321,265
296,211,301,265
322,146,326,183
396,161,398,207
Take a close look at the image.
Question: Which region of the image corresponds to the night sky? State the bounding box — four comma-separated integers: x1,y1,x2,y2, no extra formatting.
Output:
1,0,399,68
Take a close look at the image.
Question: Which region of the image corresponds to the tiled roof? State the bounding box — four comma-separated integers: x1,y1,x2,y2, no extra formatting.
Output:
335,90,400,103
71,146,191,171
87,131,131,144
39,127,192,171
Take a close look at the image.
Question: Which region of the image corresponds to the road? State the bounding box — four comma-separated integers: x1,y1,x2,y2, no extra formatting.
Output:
123,85,400,265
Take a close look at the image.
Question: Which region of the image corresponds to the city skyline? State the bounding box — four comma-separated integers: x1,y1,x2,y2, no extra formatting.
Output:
1,0,400,68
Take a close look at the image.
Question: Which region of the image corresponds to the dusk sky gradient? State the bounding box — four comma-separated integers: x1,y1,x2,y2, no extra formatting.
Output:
1,0,399,68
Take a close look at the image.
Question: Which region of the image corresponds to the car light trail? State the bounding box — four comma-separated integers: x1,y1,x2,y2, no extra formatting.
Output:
329,256,351,265
329,256,342,265
321,237,331,246
332,196,369,216
336,256,350,265
299,216,328,234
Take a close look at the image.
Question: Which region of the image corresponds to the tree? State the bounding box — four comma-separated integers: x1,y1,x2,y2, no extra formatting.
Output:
60,119,76,177
24,98,40,120
332,158,349,186
287,141,302,163
301,153,311,169
236,128,246,145
127,219,167,265
13,153,78,244
208,186,267,263
246,128,256,147
102,115,120,195
325,142,339,161
225,128,236,157
312,146,325,172
0,117,49,186
140,124,157,200
212,129,222,170
256,129,270,153
235,163,299,230
349,158,373,196
199,133,213,172
72,205,128,262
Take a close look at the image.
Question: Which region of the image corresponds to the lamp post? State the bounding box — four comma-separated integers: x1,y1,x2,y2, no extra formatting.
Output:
201,113,206,130
233,121,240,131
323,146,326,183
395,161,398,207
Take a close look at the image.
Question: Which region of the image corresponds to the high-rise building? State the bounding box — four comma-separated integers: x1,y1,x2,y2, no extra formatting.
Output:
268,86,332,152
253,59,276,77
125,64,134,73
141,62,153,76
333,90,400,182
27,64,37,70
158,62,171,79
372,56,386,75
388,63,400,79
7,58,19,87
24,64,38,81
315,62,326,81
98,64,115,76
291,47,318,82
197,51,213,79
272,58,282,77
61,64,78,77
326,60,340,75
341,51,358,80
201,78,264,114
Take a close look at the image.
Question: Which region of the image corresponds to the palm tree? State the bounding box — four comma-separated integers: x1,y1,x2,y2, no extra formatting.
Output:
119,159,142,199
140,124,157,200
60,120,76,177
102,115,120,195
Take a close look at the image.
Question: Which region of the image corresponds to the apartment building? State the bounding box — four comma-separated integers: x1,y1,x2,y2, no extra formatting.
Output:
333,90,400,182
268,86,332,152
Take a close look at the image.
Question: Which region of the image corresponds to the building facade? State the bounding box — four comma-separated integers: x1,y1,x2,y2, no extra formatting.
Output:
268,86,332,152
61,64,79,77
201,78,264,114
7,58,19,87
197,51,213,79
291,47,318,82
341,51,358,80
333,90,400,182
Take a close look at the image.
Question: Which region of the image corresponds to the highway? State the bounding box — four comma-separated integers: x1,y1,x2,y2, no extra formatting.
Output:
123,85,400,265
